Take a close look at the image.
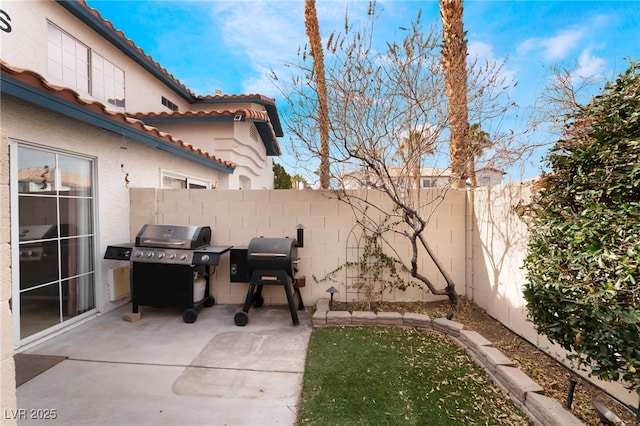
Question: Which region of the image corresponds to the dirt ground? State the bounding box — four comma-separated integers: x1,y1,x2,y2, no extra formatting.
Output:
331,297,638,425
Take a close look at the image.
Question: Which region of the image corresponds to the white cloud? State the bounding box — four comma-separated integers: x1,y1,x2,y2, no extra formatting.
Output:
241,65,281,98
517,28,585,61
468,40,517,86
572,48,606,80
468,40,493,58
208,2,305,66
207,1,359,95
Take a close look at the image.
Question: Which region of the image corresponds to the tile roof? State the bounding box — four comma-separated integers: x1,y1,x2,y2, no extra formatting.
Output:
129,108,270,123
1,60,235,171
18,166,91,189
129,108,282,156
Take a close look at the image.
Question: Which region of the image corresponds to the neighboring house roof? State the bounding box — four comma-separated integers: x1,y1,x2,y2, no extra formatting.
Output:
476,166,507,175
346,166,504,179
1,60,236,173
130,107,282,156
344,167,453,179
57,0,284,142
18,166,91,189
342,165,505,188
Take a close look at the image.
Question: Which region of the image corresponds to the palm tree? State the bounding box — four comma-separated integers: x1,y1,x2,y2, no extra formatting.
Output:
292,173,310,189
439,0,470,189
394,130,435,190
468,123,492,187
304,0,330,189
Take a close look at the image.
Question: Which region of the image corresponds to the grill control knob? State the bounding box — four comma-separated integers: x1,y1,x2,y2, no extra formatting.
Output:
200,254,210,263
157,253,165,259
180,254,188,260
169,254,176,260
135,251,142,258
146,252,154,258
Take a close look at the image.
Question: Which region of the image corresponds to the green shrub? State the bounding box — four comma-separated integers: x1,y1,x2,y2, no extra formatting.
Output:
523,61,640,399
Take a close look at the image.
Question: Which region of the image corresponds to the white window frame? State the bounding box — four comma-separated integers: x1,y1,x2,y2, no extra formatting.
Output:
9,140,99,347
161,169,211,189
47,21,125,109
91,51,126,108
422,179,435,188
47,21,89,94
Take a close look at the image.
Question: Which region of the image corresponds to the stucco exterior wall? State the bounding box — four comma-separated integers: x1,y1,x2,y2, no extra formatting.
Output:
2,95,228,316
471,181,639,409
0,130,17,425
151,121,273,190
2,1,277,192
0,1,192,113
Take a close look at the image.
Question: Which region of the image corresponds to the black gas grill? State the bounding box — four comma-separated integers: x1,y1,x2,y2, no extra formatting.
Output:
233,236,305,326
104,224,231,323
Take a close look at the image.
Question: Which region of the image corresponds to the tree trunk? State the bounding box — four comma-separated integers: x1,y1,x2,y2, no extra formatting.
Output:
304,0,330,189
440,0,470,190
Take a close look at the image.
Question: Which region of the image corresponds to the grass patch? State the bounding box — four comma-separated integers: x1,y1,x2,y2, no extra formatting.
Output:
298,326,531,425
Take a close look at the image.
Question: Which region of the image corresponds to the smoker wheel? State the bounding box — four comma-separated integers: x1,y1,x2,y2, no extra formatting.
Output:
253,296,264,308
234,311,249,326
203,296,215,307
182,308,198,323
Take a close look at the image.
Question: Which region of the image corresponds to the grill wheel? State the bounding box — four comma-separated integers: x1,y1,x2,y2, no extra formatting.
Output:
234,311,249,326
182,308,197,323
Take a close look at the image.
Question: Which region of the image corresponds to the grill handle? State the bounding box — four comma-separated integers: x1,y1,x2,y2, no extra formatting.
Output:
142,239,186,246
292,258,301,264
249,253,287,257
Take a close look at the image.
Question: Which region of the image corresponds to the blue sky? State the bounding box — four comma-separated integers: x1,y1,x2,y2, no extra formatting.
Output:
86,0,639,181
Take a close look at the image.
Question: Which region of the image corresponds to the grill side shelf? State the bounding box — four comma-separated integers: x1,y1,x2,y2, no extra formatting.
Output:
104,243,134,261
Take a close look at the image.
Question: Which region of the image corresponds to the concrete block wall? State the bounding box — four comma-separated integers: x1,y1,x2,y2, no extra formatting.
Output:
471,181,639,410
129,187,466,307
0,131,17,425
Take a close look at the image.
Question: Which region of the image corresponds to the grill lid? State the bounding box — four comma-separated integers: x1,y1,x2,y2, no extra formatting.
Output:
247,237,298,276
135,224,211,249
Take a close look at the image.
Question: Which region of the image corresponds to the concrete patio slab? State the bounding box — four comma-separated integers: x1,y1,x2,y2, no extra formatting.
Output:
16,303,312,426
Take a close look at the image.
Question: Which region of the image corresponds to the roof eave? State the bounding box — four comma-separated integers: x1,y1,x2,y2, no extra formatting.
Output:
195,96,284,137
1,74,234,174
134,114,282,156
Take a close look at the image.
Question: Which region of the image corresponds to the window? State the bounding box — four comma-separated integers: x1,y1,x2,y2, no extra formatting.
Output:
13,144,96,342
92,51,125,108
47,22,125,108
162,96,179,112
47,22,89,93
162,170,210,189
422,179,435,188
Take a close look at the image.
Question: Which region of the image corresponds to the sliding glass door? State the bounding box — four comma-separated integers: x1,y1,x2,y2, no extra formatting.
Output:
12,144,96,343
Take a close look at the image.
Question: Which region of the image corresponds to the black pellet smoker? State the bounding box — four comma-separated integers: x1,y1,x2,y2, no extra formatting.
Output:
230,226,305,326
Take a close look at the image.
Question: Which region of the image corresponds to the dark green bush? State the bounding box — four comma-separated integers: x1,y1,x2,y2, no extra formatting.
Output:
523,62,640,399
